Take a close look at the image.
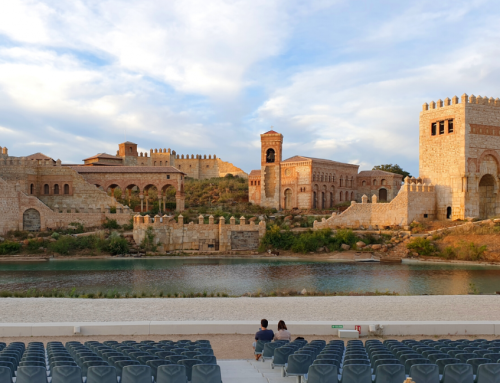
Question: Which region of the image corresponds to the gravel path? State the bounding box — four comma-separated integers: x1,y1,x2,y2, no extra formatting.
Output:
1,296,499,323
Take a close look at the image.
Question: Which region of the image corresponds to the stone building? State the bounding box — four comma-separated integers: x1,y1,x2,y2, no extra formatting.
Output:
420,94,500,220
357,170,403,202
249,130,368,210
84,142,247,180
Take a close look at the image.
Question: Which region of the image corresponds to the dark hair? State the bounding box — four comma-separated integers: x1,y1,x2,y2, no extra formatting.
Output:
261,319,268,328
278,320,287,331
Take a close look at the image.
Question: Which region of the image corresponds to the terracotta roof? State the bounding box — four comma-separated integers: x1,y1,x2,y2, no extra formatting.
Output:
120,141,136,145
249,170,261,177
263,130,280,135
358,170,404,177
83,153,122,161
26,152,54,161
283,155,359,168
72,166,184,174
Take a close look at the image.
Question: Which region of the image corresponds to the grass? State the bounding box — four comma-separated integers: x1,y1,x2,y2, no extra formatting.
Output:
46,232,129,256
441,241,488,261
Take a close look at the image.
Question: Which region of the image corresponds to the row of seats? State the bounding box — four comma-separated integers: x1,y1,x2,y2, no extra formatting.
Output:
254,338,500,383
0,340,221,383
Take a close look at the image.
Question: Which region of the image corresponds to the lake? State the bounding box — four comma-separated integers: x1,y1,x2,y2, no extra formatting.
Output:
0,258,499,295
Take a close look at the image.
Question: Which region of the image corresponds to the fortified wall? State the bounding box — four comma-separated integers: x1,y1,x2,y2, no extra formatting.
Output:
115,142,248,180
133,215,266,252
313,177,436,229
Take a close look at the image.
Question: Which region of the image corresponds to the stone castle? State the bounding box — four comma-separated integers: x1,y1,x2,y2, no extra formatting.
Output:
0,141,245,235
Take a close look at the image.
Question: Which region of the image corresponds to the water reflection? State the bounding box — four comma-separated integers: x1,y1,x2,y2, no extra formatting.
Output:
0,258,499,295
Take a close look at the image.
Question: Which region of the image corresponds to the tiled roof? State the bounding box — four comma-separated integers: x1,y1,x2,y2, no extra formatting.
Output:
83,153,121,161
358,170,403,177
283,155,359,168
72,166,184,174
121,141,137,145
26,152,54,161
249,170,261,177
263,130,280,135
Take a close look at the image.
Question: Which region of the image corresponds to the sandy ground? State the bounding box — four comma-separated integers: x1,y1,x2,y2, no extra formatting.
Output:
1,296,500,323
1,334,500,360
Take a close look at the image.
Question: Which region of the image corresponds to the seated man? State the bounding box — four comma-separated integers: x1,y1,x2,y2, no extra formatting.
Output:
253,319,274,360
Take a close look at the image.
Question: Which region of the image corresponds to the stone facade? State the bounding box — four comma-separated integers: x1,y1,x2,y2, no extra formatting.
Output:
357,170,403,202
249,130,361,210
420,94,500,220
133,214,266,252
314,178,436,229
87,142,248,180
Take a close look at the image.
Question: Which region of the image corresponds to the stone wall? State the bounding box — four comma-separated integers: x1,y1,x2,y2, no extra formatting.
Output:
0,176,132,234
175,156,248,180
313,178,436,229
133,215,266,252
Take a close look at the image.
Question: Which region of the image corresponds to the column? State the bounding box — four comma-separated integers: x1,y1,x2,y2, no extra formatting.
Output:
140,193,144,212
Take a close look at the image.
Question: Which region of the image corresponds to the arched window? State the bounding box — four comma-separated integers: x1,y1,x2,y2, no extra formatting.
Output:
64,184,70,195
340,178,343,187
54,184,59,194
313,174,316,181
381,179,386,185
154,161,157,166
251,181,254,186
266,148,275,163
339,191,343,201
160,161,162,166
330,192,333,207
320,175,323,182
345,191,349,200
362,180,366,186
44,184,49,194
351,192,354,201
30,184,34,194
373,179,377,186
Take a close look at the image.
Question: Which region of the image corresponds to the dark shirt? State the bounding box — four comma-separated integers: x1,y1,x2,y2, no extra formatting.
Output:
255,329,274,341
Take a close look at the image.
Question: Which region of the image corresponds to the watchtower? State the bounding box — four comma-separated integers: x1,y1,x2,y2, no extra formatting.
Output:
260,130,283,209
118,141,138,166
419,94,500,219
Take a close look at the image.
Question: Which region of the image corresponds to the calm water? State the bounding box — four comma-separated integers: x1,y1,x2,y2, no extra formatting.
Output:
0,258,499,295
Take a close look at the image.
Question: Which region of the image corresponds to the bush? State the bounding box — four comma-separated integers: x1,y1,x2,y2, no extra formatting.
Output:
122,218,133,231
0,241,22,255
406,237,436,256
103,218,121,229
48,236,77,255
106,233,129,255
51,232,60,239
26,239,45,252
441,241,487,261
140,226,157,252
259,225,296,251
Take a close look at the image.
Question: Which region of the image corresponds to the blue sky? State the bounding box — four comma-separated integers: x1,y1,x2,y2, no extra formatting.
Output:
1,0,500,176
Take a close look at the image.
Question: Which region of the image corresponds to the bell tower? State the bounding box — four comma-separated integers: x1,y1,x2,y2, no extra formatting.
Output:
260,130,283,210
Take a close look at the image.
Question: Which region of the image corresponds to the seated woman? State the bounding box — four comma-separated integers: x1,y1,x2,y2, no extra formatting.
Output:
274,320,291,341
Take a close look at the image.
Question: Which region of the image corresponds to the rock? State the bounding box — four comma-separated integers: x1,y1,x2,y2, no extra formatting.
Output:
356,241,366,249
341,244,351,251
301,288,307,295
371,244,382,250
368,225,373,230
317,247,325,252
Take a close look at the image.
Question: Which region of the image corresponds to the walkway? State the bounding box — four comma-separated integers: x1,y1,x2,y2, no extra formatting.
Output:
219,360,295,383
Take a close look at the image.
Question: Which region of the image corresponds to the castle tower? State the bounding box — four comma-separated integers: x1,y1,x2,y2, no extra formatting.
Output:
118,141,138,166
260,130,283,209
419,94,500,220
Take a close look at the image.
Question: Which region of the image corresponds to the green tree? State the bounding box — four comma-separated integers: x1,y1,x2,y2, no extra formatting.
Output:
372,164,412,179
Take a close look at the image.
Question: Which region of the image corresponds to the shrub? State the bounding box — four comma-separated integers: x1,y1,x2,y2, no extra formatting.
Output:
68,222,85,233
109,207,117,214
406,237,436,256
26,239,45,253
122,218,133,231
48,236,77,255
106,234,129,255
258,225,296,251
0,241,22,255
103,218,121,229
140,226,157,252
51,232,60,239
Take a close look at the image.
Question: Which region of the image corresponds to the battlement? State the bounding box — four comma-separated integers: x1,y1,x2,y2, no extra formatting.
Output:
0,156,61,167
176,154,217,160
134,214,264,227
0,146,8,156
422,94,500,112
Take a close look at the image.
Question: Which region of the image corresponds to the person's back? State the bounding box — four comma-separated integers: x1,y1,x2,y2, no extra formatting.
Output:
253,319,274,360
274,320,291,341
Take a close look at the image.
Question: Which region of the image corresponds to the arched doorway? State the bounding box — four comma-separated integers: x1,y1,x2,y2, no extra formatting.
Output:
284,189,292,210
446,206,452,219
479,174,496,219
23,209,41,231
379,188,388,202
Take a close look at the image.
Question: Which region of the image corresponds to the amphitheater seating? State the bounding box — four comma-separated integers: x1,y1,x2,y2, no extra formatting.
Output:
0,339,215,383
261,338,500,383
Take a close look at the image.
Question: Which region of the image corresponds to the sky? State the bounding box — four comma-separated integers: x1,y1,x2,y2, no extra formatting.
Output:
1,0,500,176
